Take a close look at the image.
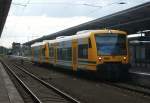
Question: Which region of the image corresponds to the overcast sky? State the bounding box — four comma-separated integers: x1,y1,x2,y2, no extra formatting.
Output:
0,0,150,48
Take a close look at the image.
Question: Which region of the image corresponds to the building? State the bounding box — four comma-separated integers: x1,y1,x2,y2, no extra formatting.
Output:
0,46,8,55
12,42,21,55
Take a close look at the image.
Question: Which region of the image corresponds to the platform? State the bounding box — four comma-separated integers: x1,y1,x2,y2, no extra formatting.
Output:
130,66,150,74
0,62,24,103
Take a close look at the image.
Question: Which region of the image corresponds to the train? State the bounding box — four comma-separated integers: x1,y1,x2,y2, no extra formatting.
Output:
31,29,130,80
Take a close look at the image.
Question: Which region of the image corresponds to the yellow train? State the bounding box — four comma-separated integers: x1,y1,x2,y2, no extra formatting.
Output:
31,29,130,80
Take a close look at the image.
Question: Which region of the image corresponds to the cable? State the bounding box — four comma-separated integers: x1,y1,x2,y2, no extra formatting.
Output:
11,2,102,8
12,3,26,7
6,0,31,44
86,1,127,16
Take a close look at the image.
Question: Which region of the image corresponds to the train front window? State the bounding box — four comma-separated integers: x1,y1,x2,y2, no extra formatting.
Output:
95,34,127,55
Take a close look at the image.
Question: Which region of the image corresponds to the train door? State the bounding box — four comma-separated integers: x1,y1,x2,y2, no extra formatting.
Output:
41,45,45,63
34,47,39,63
77,38,88,69
87,34,97,71
45,43,49,64
49,44,55,64
54,43,57,65
72,40,78,71
31,48,34,62
39,46,42,64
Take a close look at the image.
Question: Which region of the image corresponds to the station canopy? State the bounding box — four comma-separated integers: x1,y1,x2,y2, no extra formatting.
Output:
0,0,12,37
23,2,150,45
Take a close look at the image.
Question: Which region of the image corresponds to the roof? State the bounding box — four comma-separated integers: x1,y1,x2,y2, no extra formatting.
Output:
46,29,127,44
31,42,43,47
0,0,12,37
24,2,150,45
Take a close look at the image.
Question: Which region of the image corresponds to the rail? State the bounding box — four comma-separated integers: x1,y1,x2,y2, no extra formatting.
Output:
1,60,80,103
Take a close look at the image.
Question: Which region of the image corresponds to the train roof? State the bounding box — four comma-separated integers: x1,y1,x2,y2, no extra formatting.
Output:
43,40,50,43
45,29,127,44
55,33,91,43
31,42,43,47
77,29,127,34
55,29,127,43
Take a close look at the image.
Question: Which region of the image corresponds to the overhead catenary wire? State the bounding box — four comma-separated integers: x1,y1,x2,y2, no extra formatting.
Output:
10,0,31,42
12,1,103,8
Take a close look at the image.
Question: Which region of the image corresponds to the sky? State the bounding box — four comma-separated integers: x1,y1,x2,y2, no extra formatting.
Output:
0,0,150,48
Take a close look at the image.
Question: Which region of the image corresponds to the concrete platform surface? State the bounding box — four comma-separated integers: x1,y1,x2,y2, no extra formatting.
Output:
130,66,150,75
0,62,24,103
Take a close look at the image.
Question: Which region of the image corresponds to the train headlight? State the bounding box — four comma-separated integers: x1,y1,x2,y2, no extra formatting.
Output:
123,56,127,60
98,57,102,61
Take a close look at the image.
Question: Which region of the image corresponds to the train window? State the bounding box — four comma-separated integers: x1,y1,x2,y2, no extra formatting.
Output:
49,47,54,57
65,47,72,60
57,41,72,61
42,48,45,57
57,48,63,60
62,48,66,60
34,47,39,57
64,41,72,61
78,44,88,59
88,38,92,48
59,47,72,61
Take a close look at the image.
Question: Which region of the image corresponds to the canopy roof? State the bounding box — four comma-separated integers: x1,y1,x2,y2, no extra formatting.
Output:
0,0,12,37
24,2,150,45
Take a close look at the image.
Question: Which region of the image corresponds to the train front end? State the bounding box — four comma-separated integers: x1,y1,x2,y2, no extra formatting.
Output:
95,30,130,80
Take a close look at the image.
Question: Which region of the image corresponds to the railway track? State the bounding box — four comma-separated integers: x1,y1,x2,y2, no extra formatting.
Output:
12,58,150,97
16,60,150,97
1,60,80,103
3,57,150,102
